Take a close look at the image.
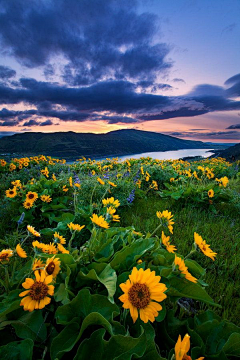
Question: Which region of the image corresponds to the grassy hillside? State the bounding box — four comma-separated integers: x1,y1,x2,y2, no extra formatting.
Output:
212,142,240,160
0,129,219,159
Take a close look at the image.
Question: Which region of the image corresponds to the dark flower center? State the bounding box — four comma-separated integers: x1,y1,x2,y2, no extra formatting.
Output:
128,283,151,309
0,254,9,260
46,262,55,275
28,194,34,199
9,191,14,195
29,281,48,300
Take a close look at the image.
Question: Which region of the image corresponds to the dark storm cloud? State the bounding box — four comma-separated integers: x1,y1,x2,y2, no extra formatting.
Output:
39,120,55,126
22,119,39,126
0,0,171,85
226,124,240,129
0,108,37,119
98,116,139,124
139,108,208,121
0,79,172,113
1,74,240,126
0,65,16,80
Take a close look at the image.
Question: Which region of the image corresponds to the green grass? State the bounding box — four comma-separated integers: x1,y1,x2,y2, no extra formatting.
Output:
120,190,240,325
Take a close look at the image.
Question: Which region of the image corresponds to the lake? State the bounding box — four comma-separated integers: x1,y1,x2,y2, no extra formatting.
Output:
67,149,214,163
116,148,214,161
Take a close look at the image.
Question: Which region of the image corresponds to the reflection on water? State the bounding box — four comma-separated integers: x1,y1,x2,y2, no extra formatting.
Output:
111,149,214,161
67,149,214,164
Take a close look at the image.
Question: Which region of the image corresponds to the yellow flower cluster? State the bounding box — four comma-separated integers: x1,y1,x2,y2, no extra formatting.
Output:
216,176,229,187
90,213,109,229
41,167,49,178
40,195,52,203
67,222,85,232
102,197,120,208
23,192,38,209
32,240,69,254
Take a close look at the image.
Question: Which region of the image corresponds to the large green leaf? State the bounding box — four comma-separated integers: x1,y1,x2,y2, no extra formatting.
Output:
52,289,123,359
222,332,240,357
185,259,206,278
54,283,70,305
55,288,119,325
76,263,117,302
73,325,164,360
0,339,33,360
50,322,80,360
167,276,220,307
0,290,21,319
205,321,240,355
10,311,47,342
110,238,155,271
51,312,115,360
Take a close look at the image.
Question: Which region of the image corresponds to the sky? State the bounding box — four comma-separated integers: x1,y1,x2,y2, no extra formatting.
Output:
0,0,239,142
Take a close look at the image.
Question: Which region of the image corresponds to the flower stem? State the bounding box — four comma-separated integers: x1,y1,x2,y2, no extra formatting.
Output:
184,249,196,259
150,224,162,238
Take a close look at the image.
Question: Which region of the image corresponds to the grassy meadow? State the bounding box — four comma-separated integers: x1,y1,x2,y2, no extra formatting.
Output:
0,154,239,360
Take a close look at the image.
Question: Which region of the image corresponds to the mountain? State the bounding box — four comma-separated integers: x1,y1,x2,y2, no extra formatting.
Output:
0,129,222,159
211,142,240,161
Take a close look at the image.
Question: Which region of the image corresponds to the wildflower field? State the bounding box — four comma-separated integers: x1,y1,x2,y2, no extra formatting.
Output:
0,154,240,360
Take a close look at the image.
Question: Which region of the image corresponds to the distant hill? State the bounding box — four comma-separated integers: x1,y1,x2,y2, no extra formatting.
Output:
211,142,240,161
0,129,222,159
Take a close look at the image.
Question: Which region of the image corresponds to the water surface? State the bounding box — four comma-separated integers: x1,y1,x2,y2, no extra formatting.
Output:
117,149,214,161
67,148,214,164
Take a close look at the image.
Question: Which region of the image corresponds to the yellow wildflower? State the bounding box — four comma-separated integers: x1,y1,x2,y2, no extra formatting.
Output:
16,244,27,258
0,249,13,262
161,231,177,253
97,177,105,185
108,181,117,187
119,267,167,323
156,210,174,234
27,225,40,237
40,195,52,203
90,213,109,229
67,223,85,232
6,188,17,198
102,197,120,208
194,232,217,261
174,256,197,283
208,189,214,198
19,270,54,312
175,333,204,360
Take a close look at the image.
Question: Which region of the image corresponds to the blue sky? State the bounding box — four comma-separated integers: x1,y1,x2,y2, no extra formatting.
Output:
0,0,239,142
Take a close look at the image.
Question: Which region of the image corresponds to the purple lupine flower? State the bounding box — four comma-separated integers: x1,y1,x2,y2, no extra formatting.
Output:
127,189,135,203
73,173,81,184
133,170,140,183
17,212,25,225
